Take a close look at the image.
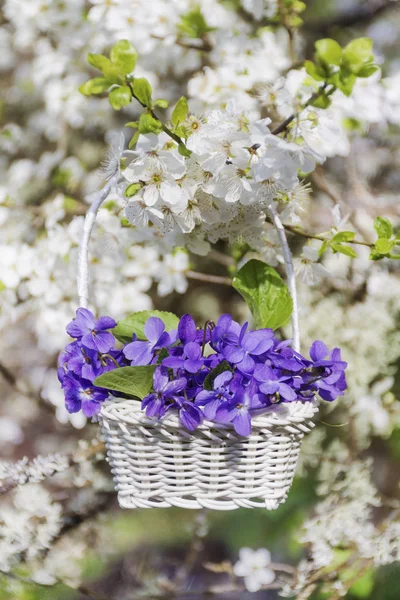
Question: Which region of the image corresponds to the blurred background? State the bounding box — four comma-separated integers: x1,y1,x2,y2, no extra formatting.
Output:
1,0,400,598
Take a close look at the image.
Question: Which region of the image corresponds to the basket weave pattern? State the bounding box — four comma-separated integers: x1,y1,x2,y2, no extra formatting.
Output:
100,399,318,510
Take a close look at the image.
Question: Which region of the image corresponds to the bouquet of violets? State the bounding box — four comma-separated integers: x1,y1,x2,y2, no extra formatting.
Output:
59,307,347,436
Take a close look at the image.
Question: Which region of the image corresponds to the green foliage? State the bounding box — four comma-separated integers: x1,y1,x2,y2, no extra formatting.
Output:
79,77,109,96
132,77,153,107
330,242,357,258
178,8,215,39
349,569,375,598
125,183,143,198
109,39,138,74
232,259,293,330
203,361,233,391
113,310,179,344
154,98,169,108
108,85,131,110
315,38,342,66
374,216,393,239
138,112,163,134
171,96,189,128
80,40,137,99
94,365,155,399
331,231,356,243
306,36,378,100
370,216,399,260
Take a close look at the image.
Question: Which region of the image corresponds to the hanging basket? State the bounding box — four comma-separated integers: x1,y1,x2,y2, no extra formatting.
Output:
99,399,318,510
76,179,320,511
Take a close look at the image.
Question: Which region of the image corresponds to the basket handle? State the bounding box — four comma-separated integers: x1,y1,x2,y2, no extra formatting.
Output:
76,177,300,351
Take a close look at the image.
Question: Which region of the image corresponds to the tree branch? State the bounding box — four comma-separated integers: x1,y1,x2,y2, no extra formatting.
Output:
186,270,232,286
305,0,398,35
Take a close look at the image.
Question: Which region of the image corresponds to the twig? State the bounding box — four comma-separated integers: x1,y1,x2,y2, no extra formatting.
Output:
0,361,17,386
305,0,398,34
271,83,331,136
186,270,232,286
1,570,108,600
127,82,185,148
151,34,212,52
174,509,208,588
284,224,372,247
208,249,235,267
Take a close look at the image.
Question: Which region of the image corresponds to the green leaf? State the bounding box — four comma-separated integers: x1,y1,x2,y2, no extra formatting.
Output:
375,238,394,255
336,72,357,96
310,94,332,109
304,60,325,81
114,310,179,344
203,361,233,392
154,98,169,108
315,38,342,66
87,53,111,72
125,182,143,197
330,242,357,258
128,131,140,149
331,231,356,243
232,259,293,330
132,77,153,107
94,365,155,399
349,569,375,598
171,96,189,128
110,39,137,74
178,8,215,39
318,239,328,257
178,143,192,157
102,63,125,85
109,85,132,110
125,121,139,128
79,77,109,96
343,37,374,73
138,112,163,134
374,216,393,239
357,64,379,78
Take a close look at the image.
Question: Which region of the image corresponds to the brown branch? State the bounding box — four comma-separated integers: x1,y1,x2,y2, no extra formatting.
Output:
271,83,332,136
284,223,372,247
151,34,212,52
207,249,235,267
305,0,398,35
186,270,232,286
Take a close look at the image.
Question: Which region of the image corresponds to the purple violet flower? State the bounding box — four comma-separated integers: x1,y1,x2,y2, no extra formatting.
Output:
66,308,116,353
253,364,297,401
123,317,174,366
162,341,205,373
195,371,233,419
62,372,109,417
215,381,265,436
142,367,187,418
222,323,275,374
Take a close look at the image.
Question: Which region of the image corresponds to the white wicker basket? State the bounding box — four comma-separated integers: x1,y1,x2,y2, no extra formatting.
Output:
99,399,319,510
78,179,319,510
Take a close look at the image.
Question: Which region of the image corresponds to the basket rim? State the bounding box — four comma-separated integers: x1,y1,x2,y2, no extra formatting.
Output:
99,396,319,430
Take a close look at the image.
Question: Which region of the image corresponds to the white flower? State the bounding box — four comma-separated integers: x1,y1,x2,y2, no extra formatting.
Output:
294,246,330,286
156,251,189,296
234,548,276,592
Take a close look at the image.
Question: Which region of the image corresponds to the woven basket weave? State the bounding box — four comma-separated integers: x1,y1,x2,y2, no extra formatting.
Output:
99,399,318,510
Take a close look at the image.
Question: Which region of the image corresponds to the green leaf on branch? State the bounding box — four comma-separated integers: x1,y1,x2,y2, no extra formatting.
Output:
138,112,163,134
304,60,325,81
178,8,215,39
178,144,192,157
374,216,393,239
114,310,179,344
87,53,111,72
125,183,143,198
110,39,138,74
171,96,189,128
128,131,140,149
375,238,395,255
330,243,357,258
203,361,233,392
232,259,293,330
343,38,374,72
132,77,153,107
94,365,155,399
79,77,109,96
154,98,169,108
310,93,332,109
109,85,132,110
331,231,356,243
315,38,342,66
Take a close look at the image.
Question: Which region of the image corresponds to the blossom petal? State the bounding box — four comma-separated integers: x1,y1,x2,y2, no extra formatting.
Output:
310,340,329,362
144,317,165,343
